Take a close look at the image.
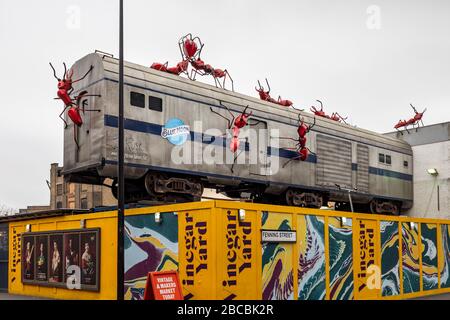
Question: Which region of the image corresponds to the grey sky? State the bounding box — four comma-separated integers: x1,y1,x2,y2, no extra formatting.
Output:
0,0,449,208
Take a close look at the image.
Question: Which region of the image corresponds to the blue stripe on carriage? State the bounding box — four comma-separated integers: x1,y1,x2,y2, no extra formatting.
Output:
267,147,317,163
104,114,413,181
104,114,251,151
369,167,413,181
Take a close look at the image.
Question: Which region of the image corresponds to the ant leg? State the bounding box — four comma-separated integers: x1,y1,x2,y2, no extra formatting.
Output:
395,128,403,135
279,137,298,141
59,105,70,128
73,125,80,149
247,119,264,126
213,76,223,89
282,156,301,168
72,65,94,83
219,101,235,123
231,150,244,173
210,107,232,129
224,70,234,92
76,94,101,99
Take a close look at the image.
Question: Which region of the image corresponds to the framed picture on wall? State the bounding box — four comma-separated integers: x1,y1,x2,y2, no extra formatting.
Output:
64,233,80,282
80,231,100,289
48,234,63,283
21,228,100,291
36,235,48,281
22,235,35,282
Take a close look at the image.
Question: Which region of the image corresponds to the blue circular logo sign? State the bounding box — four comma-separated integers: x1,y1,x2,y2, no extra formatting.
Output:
161,118,190,146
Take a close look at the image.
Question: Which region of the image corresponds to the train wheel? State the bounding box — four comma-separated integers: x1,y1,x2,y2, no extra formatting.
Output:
369,199,400,215
285,189,323,208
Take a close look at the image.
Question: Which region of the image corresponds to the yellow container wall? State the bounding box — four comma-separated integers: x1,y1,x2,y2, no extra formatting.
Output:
7,200,450,300
8,211,117,300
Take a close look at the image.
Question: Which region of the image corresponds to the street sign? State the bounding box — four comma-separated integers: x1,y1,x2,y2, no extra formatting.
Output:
261,230,296,243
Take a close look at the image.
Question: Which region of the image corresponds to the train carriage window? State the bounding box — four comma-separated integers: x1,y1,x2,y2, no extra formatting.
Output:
378,153,385,163
404,160,409,167
130,92,145,108
385,155,392,165
149,96,163,112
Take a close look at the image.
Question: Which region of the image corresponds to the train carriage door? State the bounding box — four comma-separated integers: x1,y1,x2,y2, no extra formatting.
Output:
243,121,268,177
356,144,369,193
316,134,352,188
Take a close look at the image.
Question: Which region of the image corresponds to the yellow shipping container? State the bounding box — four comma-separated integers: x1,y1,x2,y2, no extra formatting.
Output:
6,201,450,300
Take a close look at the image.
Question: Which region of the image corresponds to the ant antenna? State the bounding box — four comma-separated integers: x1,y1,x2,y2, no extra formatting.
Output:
265,78,271,92
63,62,67,80
316,100,323,110
256,80,263,91
49,63,60,80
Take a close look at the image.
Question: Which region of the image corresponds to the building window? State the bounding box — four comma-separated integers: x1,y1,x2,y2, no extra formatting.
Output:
378,153,385,163
403,160,408,167
385,155,392,165
56,201,63,209
149,96,163,112
81,198,88,209
56,184,63,196
130,92,145,108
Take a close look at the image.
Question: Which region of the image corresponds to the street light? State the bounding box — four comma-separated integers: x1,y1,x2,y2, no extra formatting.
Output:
117,0,125,301
427,168,438,176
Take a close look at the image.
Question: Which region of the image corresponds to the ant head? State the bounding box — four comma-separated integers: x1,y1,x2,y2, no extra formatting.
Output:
50,62,73,89
255,79,270,94
57,79,67,89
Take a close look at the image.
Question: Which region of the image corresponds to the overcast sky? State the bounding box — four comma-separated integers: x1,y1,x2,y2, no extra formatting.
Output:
0,0,449,209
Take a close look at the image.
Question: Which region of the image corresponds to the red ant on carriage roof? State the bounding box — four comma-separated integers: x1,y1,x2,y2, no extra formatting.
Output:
394,103,427,134
150,34,234,91
210,101,262,173
310,100,347,124
279,115,316,168
255,78,295,108
49,62,100,128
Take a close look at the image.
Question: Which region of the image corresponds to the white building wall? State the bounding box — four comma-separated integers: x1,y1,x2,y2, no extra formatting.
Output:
407,140,450,219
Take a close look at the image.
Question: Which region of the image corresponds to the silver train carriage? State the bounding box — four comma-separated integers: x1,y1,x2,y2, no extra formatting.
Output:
62,52,413,214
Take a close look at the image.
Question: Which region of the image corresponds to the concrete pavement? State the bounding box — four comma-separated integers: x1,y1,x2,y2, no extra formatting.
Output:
0,292,51,300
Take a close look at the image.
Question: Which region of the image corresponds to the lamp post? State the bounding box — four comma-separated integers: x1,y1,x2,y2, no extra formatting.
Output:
117,0,125,301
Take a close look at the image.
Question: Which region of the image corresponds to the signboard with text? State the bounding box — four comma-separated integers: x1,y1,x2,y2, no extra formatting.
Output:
261,230,296,243
143,271,183,300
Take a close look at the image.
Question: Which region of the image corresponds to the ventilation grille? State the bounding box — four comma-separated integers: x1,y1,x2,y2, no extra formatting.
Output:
356,144,369,193
316,134,352,188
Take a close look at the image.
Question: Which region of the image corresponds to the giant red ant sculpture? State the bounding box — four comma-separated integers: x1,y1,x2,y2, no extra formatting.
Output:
279,115,316,168
255,78,294,108
210,102,261,173
180,34,234,91
178,33,204,61
49,62,100,128
151,34,234,91
394,104,427,134
310,100,347,124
